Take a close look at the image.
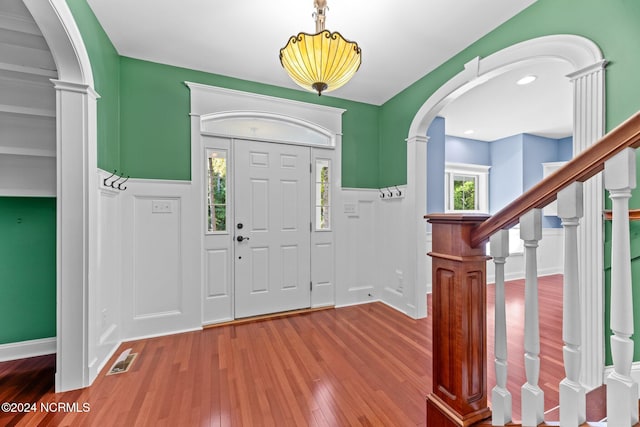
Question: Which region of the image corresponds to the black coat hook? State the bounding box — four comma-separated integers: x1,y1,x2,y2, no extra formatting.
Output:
116,176,129,191
103,170,117,187
395,186,402,197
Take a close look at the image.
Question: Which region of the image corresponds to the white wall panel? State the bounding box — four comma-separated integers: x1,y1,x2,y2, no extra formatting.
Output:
133,197,182,317
121,179,200,340
335,189,378,307
88,180,122,382
205,249,230,298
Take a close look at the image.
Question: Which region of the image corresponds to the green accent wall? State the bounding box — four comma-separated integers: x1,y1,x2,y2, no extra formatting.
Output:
0,198,56,344
119,57,379,187
65,0,120,172
378,0,640,363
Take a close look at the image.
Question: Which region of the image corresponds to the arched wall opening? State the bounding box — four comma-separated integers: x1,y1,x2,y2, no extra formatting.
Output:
23,0,97,392
406,34,606,389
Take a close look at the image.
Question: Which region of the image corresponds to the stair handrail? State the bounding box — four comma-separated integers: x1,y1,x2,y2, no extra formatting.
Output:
470,111,640,248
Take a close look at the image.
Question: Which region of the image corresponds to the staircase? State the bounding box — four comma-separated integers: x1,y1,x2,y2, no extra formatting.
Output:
425,111,640,426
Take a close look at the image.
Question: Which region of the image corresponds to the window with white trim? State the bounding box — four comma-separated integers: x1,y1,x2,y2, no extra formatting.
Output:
444,163,490,213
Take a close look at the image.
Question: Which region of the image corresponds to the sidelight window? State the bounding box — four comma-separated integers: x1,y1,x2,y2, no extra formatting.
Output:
315,159,331,230
206,149,228,233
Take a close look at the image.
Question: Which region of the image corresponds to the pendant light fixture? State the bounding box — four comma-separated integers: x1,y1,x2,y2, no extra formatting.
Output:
279,0,361,96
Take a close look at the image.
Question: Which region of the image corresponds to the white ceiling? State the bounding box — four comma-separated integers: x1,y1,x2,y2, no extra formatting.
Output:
440,59,573,141
86,0,572,141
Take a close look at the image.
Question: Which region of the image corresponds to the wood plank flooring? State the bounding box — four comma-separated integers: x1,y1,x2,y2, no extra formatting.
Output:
0,275,565,426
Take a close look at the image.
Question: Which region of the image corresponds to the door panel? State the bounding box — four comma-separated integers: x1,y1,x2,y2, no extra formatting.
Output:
234,140,311,318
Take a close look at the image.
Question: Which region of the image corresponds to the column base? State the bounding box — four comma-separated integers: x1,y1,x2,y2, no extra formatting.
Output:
426,394,491,427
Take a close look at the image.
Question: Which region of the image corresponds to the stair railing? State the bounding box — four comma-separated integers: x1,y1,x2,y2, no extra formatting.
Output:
425,111,640,426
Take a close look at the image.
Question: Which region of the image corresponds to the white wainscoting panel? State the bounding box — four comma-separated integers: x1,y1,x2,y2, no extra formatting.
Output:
133,197,183,317
88,177,123,382
121,179,201,340
335,189,378,307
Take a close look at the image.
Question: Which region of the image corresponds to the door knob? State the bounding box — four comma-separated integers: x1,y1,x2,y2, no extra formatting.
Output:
236,235,250,242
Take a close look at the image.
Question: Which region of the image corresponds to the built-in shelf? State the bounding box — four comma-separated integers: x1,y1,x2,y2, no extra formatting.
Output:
0,146,55,158
0,62,56,78
0,103,54,118
0,13,42,36
0,188,55,198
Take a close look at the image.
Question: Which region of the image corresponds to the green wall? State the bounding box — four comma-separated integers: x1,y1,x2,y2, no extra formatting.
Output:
0,198,56,344
66,0,120,172
378,0,640,363
119,57,379,187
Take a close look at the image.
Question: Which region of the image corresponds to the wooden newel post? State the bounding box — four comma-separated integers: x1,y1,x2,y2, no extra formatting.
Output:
425,213,491,427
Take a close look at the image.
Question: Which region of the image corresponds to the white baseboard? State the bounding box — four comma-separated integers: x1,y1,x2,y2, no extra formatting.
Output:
91,340,122,382
0,337,56,362
335,299,380,309
123,326,203,343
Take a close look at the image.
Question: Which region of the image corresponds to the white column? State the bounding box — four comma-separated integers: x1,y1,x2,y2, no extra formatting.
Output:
557,182,586,427
604,148,638,426
520,209,544,426
490,230,511,426
567,60,607,389
53,80,99,392
407,134,428,319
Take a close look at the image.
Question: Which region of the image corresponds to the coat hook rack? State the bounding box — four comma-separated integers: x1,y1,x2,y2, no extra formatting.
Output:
379,185,405,200
103,169,128,191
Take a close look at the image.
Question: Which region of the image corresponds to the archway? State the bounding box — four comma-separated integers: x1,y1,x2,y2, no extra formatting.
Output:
23,0,97,392
406,34,606,390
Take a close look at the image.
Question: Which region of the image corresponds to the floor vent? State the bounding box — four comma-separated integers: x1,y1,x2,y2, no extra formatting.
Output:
107,348,137,375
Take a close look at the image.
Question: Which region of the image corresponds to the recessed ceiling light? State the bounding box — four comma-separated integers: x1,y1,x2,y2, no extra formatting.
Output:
463,129,474,135
517,75,537,85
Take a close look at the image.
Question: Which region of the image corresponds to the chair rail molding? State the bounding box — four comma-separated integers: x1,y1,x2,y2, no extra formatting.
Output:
406,34,606,389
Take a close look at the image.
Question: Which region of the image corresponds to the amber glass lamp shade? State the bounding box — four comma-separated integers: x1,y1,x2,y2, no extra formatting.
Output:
280,29,361,96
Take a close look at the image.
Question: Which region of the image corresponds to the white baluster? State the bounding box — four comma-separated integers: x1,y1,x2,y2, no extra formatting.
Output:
490,229,511,426
557,182,586,427
604,147,638,426
520,209,544,426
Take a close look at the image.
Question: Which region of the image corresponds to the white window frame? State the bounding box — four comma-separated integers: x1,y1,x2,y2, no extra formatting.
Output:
444,162,490,214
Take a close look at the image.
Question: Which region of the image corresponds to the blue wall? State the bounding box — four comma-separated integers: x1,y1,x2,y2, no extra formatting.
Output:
427,117,446,213
445,135,491,165
558,136,573,161
523,134,568,227
489,134,524,214
523,134,562,191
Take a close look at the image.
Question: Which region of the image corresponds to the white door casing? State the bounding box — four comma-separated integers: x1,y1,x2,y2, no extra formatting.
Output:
234,140,311,318
188,83,343,325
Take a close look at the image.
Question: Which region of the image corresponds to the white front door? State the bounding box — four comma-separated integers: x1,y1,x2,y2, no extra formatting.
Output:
233,139,311,318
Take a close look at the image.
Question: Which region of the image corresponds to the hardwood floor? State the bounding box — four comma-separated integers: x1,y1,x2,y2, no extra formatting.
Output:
0,275,564,426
